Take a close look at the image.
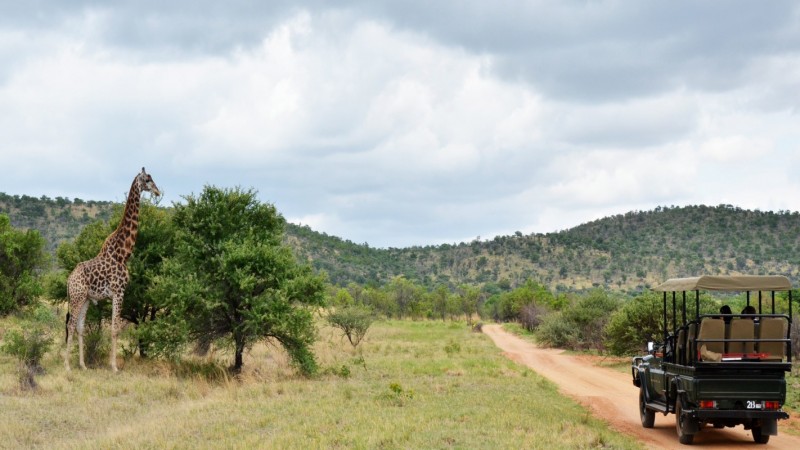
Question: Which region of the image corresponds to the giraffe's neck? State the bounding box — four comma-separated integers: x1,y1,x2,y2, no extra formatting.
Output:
100,176,141,264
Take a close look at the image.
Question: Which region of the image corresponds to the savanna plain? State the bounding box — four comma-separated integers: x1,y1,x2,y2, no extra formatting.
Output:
0,314,643,450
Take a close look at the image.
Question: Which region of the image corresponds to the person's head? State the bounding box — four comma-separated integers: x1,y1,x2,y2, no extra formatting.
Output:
742,305,756,315
720,305,732,315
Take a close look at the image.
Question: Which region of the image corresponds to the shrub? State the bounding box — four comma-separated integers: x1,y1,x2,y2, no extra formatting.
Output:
0,215,47,315
563,289,620,351
535,311,577,348
604,291,663,356
444,340,461,356
519,303,547,332
1,326,52,390
82,324,110,367
327,306,374,348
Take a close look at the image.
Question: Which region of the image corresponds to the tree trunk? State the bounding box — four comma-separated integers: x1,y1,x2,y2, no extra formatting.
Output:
234,348,243,372
233,334,245,372
138,337,148,358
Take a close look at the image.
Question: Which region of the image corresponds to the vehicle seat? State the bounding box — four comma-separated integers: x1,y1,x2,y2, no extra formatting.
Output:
686,322,697,364
758,318,787,361
698,318,724,361
676,328,686,365
727,318,754,354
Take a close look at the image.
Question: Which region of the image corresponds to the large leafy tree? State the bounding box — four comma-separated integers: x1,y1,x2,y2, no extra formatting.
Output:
149,186,326,374
0,214,47,314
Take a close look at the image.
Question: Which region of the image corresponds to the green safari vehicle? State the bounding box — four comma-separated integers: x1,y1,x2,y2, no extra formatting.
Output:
631,275,793,445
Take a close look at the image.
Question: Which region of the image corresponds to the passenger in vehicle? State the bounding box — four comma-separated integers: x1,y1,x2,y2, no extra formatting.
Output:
719,305,732,324
742,305,756,316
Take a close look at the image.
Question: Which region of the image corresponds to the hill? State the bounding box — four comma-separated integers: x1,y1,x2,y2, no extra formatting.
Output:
3,192,800,292
289,205,800,292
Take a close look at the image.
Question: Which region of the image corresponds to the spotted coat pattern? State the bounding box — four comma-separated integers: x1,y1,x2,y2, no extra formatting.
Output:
64,168,160,372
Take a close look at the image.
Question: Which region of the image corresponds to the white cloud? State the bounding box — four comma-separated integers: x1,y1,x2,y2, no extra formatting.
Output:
2,2,800,248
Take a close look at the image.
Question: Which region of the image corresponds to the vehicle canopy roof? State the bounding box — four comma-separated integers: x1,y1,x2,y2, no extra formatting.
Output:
653,275,792,292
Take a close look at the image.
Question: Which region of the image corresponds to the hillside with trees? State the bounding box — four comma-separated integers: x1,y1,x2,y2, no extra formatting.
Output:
3,192,800,292
288,205,800,292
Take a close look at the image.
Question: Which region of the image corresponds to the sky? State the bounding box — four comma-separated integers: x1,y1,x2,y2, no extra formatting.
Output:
2,1,800,248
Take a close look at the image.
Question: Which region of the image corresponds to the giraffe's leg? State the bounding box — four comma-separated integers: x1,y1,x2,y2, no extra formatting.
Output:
76,300,90,370
64,293,87,371
64,312,75,371
110,295,122,372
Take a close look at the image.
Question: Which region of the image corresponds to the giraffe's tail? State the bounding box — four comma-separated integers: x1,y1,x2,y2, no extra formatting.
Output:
65,312,70,344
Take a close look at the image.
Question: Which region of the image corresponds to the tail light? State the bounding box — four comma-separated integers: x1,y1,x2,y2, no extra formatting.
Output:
763,401,781,410
698,400,717,409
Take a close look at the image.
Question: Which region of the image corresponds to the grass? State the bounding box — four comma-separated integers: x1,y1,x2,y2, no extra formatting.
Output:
1,311,643,449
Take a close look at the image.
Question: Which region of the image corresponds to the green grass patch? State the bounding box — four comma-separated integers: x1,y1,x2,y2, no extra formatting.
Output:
0,316,642,449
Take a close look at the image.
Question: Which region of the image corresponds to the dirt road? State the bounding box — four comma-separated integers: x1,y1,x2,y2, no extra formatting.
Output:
483,324,800,449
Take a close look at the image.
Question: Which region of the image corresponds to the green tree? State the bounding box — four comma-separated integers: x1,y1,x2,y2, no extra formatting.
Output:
0,214,47,314
456,284,480,325
148,187,326,374
331,288,355,307
563,289,619,351
604,291,663,355
431,284,449,321
122,202,175,356
386,276,423,319
55,220,113,272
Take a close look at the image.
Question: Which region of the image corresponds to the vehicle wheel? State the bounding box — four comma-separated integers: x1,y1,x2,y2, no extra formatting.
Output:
675,400,695,445
752,427,770,444
639,386,655,428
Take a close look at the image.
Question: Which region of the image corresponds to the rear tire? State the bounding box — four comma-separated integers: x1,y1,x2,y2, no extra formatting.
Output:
639,387,655,428
752,427,770,444
675,400,695,445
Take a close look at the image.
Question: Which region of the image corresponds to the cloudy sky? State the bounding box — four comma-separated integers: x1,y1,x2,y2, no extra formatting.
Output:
2,1,800,248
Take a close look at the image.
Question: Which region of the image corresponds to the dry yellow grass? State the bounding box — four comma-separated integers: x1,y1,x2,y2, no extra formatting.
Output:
0,318,642,449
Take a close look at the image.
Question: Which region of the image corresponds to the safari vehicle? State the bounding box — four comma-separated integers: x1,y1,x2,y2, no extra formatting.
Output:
631,275,793,445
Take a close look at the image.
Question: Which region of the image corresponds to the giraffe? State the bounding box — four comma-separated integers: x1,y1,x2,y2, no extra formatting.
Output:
64,167,161,372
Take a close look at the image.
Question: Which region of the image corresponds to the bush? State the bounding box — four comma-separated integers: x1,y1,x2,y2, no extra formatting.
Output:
82,324,110,367
563,290,619,351
1,326,52,390
604,292,663,356
519,303,547,332
0,215,47,315
327,306,374,348
535,311,577,348
444,340,461,356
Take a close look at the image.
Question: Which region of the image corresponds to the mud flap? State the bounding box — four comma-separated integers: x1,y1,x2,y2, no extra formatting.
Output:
683,412,701,434
761,418,778,436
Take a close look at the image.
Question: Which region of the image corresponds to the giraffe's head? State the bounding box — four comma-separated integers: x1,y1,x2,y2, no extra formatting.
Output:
138,167,162,198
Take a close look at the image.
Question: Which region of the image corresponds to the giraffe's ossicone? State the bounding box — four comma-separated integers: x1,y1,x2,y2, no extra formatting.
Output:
64,167,161,372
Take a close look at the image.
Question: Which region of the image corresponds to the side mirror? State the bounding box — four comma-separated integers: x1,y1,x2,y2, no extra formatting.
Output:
647,342,655,353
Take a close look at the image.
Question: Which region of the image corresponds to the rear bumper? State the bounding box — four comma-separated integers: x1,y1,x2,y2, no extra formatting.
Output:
688,409,788,420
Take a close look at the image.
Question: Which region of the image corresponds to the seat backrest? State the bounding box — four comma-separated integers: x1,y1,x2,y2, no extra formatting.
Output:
698,318,725,356
686,322,697,363
676,328,686,365
758,317,787,361
727,318,754,354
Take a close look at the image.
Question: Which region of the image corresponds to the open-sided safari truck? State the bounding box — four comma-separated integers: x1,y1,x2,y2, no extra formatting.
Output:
631,275,793,445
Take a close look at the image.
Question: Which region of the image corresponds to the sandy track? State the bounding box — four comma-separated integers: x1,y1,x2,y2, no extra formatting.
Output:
483,324,800,449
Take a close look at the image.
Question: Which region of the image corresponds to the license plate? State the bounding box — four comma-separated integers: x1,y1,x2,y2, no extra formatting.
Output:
746,400,762,409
